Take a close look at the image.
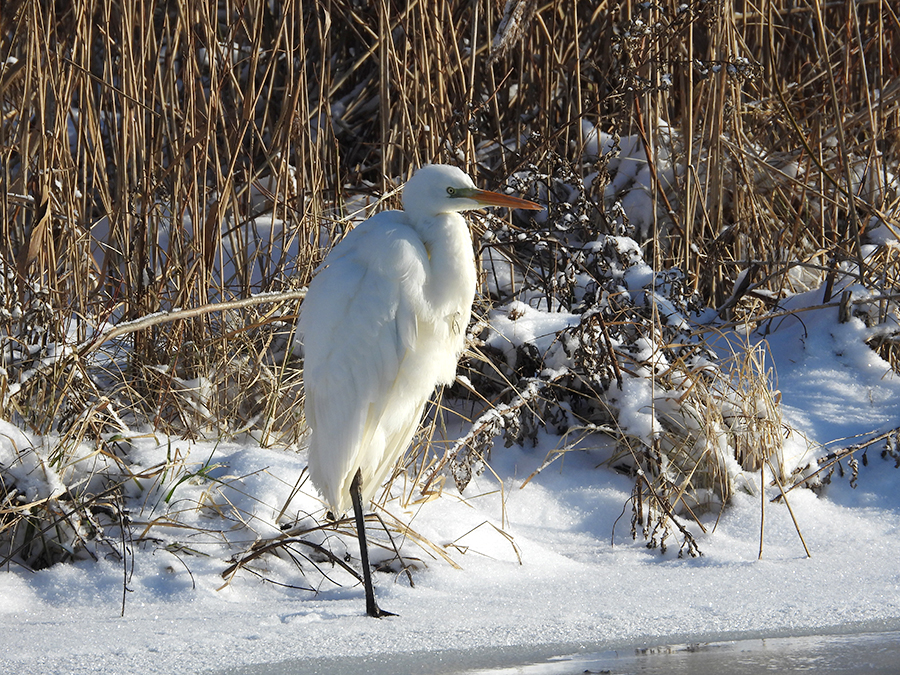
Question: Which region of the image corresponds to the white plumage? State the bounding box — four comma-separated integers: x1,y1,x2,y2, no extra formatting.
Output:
299,164,539,617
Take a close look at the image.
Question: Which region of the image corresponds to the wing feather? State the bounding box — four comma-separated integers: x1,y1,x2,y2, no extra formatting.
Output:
300,211,433,514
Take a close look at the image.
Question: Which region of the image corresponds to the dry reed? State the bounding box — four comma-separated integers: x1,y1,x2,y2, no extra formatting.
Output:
1,0,898,567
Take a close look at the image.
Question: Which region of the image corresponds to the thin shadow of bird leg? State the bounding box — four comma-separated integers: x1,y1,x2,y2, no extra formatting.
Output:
350,468,397,618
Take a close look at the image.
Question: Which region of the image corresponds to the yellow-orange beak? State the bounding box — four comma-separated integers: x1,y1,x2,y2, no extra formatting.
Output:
463,188,542,211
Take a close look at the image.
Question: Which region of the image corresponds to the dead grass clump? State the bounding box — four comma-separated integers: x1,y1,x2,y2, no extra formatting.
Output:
0,431,128,570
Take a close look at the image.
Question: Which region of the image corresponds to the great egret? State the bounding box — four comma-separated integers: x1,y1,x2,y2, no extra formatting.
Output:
300,164,541,617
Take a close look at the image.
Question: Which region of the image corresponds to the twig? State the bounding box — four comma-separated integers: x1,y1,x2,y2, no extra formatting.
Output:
78,289,309,357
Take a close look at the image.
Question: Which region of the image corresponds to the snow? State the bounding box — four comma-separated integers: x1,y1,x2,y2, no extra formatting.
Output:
484,301,579,371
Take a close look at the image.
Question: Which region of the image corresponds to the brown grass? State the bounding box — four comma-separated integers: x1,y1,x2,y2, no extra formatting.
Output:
1,0,898,564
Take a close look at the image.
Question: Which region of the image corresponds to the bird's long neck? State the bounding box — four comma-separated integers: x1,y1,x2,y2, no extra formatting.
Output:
415,213,477,315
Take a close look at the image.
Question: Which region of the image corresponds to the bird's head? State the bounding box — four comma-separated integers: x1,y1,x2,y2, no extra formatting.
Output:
401,164,541,223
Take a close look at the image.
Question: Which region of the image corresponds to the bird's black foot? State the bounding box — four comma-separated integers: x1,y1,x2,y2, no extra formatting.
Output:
350,469,399,619
366,602,398,618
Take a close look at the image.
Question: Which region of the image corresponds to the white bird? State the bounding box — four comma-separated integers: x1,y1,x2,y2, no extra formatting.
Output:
299,164,540,617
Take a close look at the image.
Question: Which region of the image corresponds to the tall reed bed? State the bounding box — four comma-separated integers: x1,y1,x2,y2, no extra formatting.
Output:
1,0,897,566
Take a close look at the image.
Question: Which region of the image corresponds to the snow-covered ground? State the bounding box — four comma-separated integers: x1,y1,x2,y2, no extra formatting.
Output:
2,287,900,674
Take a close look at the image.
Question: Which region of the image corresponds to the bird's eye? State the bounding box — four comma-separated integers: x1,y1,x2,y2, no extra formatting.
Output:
446,187,456,196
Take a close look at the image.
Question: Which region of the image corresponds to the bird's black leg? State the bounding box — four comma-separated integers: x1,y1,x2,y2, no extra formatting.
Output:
350,468,396,618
